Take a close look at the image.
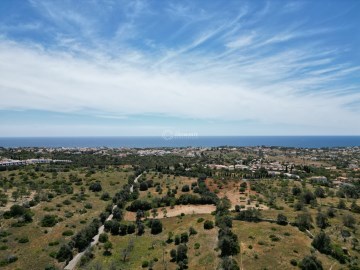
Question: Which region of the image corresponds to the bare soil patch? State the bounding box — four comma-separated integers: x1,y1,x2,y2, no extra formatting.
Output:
124,204,216,221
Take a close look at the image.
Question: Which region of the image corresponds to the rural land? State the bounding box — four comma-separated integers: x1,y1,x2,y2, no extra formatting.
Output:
0,146,360,270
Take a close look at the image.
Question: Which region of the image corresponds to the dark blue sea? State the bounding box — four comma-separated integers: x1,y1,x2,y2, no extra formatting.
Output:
0,136,359,148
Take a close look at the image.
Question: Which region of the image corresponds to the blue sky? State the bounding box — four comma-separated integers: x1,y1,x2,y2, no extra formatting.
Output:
0,0,359,136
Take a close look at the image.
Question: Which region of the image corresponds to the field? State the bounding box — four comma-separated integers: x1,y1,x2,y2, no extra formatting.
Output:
83,214,219,270
1,162,360,270
0,166,131,270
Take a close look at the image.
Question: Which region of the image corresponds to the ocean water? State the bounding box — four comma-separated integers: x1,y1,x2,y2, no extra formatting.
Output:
0,136,359,148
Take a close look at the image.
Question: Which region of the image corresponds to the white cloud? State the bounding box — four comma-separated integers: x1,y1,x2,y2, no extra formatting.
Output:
0,39,359,135
0,0,359,135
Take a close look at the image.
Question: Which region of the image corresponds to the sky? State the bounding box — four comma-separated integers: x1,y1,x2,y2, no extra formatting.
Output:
0,0,359,137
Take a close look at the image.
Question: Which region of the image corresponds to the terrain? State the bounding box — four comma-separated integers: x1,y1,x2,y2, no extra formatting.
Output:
0,146,359,270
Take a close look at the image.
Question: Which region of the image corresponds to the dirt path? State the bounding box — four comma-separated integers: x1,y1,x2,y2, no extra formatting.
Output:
64,173,142,270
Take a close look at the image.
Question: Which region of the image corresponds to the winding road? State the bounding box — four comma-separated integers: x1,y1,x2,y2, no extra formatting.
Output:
64,173,142,270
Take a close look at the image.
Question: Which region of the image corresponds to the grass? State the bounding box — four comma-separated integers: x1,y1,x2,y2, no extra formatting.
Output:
82,214,219,270
0,167,131,270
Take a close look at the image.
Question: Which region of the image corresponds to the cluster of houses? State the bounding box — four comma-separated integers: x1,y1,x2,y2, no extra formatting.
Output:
0,158,72,167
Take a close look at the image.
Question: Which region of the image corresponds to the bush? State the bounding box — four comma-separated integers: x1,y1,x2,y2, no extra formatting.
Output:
41,215,58,227
56,244,73,262
300,255,323,270
204,220,214,230
99,233,108,243
290,259,297,266
277,214,288,225
126,200,152,212
181,185,190,192
84,203,93,209
151,219,163,234
142,261,149,268
89,182,102,192
194,243,200,249
18,237,29,243
127,223,136,234
189,227,197,235
140,182,148,191
343,214,356,228
101,192,111,201
62,230,74,236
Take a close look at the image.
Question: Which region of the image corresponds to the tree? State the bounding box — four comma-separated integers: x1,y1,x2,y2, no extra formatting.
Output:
0,192,8,206
139,182,148,191
343,214,356,228
137,222,145,235
351,201,360,213
301,190,316,205
277,213,288,225
41,215,58,227
314,187,325,198
151,219,163,234
189,226,197,236
300,255,323,270
181,185,190,192
312,232,332,254
180,232,189,243
151,208,158,219
216,197,231,215
170,249,177,261
11,190,19,202
99,233,108,243
56,244,73,262
103,241,113,256
218,230,240,257
292,186,302,196
338,199,346,209
112,207,123,221
316,212,329,229
296,212,313,231
176,244,188,262
327,207,336,218
351,238,359,250
221,256,240,270
204,220,214,230
89,182,102,192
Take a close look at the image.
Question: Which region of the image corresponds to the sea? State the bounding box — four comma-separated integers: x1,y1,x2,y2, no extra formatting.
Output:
0,136,359,148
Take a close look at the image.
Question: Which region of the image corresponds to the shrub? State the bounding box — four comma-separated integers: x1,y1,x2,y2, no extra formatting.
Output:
290,259,297,266
84,203,93,209
41,215,58,227
101,192,111,201
194,243,200,249
99,233,108,243
299,255,323,270
127,223,136,234
189,227,197,236
151,219,163,234
277,214,288,225
142,261,149,268
180,232,189,243
18,237,29,243
181,185,190,192
56,244,73,262
89,182,102,192
62,230,74,236
204,220,214,230
140,182,148,191
343,214,356,228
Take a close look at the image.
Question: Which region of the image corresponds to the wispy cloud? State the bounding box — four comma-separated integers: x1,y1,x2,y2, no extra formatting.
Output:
0,0,359,135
